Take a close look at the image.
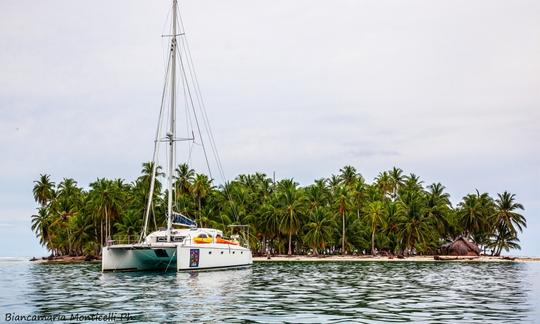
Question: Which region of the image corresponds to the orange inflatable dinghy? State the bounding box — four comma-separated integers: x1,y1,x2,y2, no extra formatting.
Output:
216,237,239,245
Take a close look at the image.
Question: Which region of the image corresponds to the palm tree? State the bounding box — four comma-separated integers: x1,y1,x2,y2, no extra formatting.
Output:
425,183,451,236
351,178,367,218
139,162,164,193
333,185,350,255
57,178,83,212
389,167,404,200
402,173,423,193
275,179,304,255
258,201,281,254
114,209,143,243
364,201,387,255
339,165,358,188
305,179,330,211
396,189,429,254
88,178,125,245
33,174,55,207
254,172,273,199
491,191,526,255
384,201,400,253
457,191,495,243
489,225,522,256
68,212,94,255
327,175,342,191
192,174,213,225
493,191,526,236
375,171,392,199
303,207,336,256
31,207,52,250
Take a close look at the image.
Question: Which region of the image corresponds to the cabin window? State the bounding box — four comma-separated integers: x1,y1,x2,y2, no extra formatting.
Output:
233,251,235,254
156,237,167,242
172,236,184,242
221,251,224,254
209,251,212,254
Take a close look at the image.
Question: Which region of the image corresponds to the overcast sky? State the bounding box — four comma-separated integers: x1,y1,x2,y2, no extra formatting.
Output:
1,0,538,257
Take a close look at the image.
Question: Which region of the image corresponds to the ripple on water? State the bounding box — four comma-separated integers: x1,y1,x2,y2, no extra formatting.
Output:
0,260,538,323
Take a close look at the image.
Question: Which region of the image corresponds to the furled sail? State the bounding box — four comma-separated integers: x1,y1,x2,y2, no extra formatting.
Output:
172,212,196,227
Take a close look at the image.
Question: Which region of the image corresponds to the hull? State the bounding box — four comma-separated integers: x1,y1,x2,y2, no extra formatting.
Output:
102,245,177,271
102,243,252,272
176,244,252,271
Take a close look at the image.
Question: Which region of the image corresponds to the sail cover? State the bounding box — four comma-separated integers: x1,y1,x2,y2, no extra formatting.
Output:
172,212,197,227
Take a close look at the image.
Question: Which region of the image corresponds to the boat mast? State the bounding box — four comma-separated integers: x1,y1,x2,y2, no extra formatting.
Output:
167,0,178,242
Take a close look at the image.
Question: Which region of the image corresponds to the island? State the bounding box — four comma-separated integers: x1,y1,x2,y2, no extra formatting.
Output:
31,164,527,262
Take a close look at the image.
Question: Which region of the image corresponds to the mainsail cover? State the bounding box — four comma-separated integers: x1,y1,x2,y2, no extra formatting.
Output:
172,212,197,227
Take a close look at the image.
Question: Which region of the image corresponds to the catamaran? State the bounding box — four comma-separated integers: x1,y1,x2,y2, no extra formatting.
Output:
102,0,252,271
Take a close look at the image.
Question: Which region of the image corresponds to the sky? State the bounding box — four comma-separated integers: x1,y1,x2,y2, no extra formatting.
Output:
0,0,538,257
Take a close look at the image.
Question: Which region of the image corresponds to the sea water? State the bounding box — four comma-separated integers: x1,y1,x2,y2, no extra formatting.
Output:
0,258,539,323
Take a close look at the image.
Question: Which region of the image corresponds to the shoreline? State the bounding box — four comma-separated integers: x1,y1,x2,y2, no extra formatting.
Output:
253,255,540,263
28,254,540,264
30,256,101,264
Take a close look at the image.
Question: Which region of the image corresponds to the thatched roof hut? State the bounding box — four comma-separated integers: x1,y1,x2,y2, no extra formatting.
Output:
440,237,480,256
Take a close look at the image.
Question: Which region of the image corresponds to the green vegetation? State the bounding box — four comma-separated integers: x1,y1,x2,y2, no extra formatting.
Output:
31,165,526,257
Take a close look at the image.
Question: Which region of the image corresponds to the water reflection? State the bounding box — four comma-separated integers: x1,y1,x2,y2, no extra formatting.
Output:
1,259,536,323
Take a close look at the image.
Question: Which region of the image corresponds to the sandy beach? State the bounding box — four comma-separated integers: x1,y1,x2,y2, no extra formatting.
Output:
253,255,540,263
31,254,540,264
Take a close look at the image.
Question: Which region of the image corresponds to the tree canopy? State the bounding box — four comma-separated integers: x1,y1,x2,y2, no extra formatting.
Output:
31,164,526,257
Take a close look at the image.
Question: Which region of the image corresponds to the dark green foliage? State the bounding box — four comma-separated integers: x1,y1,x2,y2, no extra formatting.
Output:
31,165,526,257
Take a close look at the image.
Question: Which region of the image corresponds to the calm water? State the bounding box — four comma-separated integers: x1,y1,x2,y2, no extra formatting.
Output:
1,258,539,323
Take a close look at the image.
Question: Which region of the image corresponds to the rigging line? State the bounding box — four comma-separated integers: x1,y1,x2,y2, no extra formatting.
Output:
179,32,240,225
177,10,239,227
187,141,194,165
161,7,173,77
164,248,177,272
174,5,192,144
175,46,213,180
176,11,196,169
180,38,195,141
178,17,226,183
140,44,172,242
175,16,219,161
179,38,195,173
152,202,157,231
183,63,191,141
174,15,220,181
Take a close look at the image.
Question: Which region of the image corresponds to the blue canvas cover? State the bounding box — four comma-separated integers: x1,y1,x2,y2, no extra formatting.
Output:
172,212,197,227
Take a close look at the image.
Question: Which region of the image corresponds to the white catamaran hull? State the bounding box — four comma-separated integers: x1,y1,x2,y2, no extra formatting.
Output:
102,244,252,272
102,245,177,271
176,244,252,271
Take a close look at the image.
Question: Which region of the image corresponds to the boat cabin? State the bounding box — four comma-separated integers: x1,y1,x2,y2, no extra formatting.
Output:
144,228,224,244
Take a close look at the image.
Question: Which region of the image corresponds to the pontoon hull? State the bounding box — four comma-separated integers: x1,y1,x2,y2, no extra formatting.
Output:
101,244,252,272
102,245,177,271
176,244,252,271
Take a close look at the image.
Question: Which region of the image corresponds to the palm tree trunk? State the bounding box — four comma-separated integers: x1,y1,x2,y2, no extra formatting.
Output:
68,228,72,256
100,219,103,247
371,227,376,255
495,243,503,256
288,232,292,255
105,207,109,243
342,212,345,255
198,197,202,225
